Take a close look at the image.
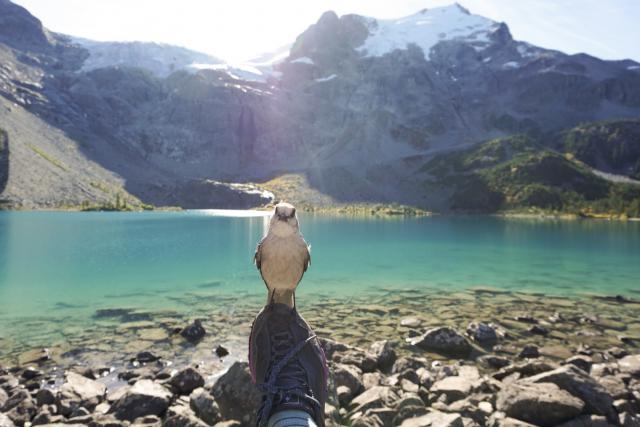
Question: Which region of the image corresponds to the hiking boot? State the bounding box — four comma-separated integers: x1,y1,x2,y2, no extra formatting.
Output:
249,303,328,427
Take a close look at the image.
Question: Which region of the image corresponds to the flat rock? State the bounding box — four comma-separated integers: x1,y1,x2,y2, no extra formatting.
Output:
110,380,172,421
430,376,473,403
496,382,584,427
398,410,463,427
525,364,617,423
409,327,472,357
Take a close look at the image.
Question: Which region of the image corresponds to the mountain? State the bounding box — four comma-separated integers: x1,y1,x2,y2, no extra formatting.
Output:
73,38,223,78
1,0,639,214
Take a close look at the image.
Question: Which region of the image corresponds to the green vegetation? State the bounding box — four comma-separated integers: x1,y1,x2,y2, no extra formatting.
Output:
553,119,640,180
27,144,69,172
424,132,640,218
80,193,154,212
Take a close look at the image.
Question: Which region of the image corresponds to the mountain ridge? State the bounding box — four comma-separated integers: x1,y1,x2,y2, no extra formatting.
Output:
0,0,639,215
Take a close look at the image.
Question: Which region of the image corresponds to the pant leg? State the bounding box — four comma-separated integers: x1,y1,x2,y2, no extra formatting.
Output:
267,410,317,427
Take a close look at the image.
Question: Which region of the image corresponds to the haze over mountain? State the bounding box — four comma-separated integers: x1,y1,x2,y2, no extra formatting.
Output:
0,0,639,215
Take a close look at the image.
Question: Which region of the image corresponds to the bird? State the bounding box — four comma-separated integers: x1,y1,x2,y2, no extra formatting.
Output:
254,202,310,308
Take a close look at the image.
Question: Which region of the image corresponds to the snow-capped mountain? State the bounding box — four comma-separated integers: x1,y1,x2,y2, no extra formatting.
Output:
72,38,223,78
1,0,640,210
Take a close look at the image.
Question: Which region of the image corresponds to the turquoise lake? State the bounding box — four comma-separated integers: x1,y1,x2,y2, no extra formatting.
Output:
0,211,639,357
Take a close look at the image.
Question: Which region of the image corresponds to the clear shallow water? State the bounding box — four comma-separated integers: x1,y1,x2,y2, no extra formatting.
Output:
0,211,639,344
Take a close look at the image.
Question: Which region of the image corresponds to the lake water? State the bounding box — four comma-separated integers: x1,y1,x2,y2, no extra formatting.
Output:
0,211,639,360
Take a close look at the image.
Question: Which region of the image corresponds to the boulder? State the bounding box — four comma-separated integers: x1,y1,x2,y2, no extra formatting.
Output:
525,364,617,423
496,382,584,427
409,327,471,357
392,357,429,374
189,388,221,426
466,322,498,344
211,362,261,427
2,389,36,425
169,367,204,395
110,380,172,421
180,320,206,343
0,388,7,408
333,363,363,395
368,341,396,371
397,411,463,427
565,356,593,373
58,371,107,410
163,405,209,427
493,360,558,381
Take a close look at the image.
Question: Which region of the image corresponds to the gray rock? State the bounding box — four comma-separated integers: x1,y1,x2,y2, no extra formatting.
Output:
211,362,261,427
392,406,429,426
88,414,126,427
518,345,539,359
333,363,363,395
466,322,498,344
336,385,352,406
392,357,429,374
525,364,618,423
0,388,7,408
619,355,640,377
189,388,221,426
620,412,640,427
368,341,396,371
163,405,209,427
59,371,107,410
180,320,206,343
136,352,160,364
478,355,511,369
496,382,584,427
409,327,472,357
493,360,559,381
430,376,473,403
110,380,172,421
556,414,616,426
35,388,55,406
0,414,14,427
169,367,204,395
362,372,383,390
397,410,464,427
565,356,593,372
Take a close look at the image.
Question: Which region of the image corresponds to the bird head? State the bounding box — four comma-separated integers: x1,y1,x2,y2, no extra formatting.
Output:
269,202,299,235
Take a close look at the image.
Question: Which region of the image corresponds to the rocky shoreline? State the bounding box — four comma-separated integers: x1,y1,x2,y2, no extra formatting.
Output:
1,289,640,427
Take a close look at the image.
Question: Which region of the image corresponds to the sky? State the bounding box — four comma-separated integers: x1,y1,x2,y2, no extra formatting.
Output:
12,0,640,63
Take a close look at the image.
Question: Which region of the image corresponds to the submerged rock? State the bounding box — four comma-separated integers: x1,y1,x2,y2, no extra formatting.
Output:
466,322,498,344
180,320,206,343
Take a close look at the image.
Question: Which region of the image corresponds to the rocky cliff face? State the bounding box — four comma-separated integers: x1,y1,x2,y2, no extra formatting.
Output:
0,1,639,210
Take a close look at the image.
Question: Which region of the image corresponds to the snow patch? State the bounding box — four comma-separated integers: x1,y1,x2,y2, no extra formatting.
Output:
358,4,497,58
291,56,314,65
628,65,640,70
482,56,492,63
315,74,337,82
502,61,520,69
